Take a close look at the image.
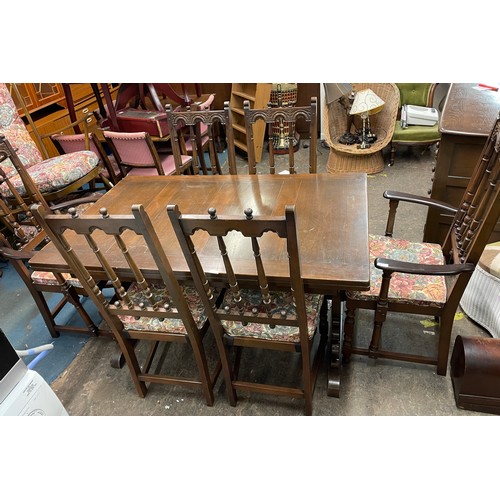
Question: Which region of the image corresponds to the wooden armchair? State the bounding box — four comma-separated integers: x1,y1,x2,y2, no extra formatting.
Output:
0,136,104,338
342,113,500,376
0,84,102,205
168,204,326,415
243,97,318,174
323,83,399,174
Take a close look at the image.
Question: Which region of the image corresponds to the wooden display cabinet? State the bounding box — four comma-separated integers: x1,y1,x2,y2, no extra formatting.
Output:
423,83,500,244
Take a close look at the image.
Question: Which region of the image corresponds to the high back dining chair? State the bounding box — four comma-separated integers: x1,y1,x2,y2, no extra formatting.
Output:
168,204,326,415
33,203,220,404
323,83,399,174
0,84,102,205
389,83,441,167
103,130,193,177
342,113,500,376
243,97,318,174
0,136,102,338
165,100,237,175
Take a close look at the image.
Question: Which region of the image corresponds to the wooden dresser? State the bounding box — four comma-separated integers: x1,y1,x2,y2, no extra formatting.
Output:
423,83,500,244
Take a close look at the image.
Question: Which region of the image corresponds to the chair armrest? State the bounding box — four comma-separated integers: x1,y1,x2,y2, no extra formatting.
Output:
383,190,458,213
383,190,457,237
374,257,475,276
0,246,36,260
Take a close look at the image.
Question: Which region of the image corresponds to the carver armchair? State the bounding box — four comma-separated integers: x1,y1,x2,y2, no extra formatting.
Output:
342,113,500,376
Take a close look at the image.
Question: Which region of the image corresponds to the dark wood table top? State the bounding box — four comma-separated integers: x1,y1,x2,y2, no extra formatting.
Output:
440,83,500,136
30,173,370,294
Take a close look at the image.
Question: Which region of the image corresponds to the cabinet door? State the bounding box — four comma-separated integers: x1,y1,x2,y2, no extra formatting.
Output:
7,83,64,114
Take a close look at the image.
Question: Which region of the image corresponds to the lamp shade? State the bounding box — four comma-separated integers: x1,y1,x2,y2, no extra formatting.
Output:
349,88,385,115
324,83,352,104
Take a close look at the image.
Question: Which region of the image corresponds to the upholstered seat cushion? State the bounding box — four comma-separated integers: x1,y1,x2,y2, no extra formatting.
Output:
392,122,440,143
347,234,447,306
0,151,99,197
119,282,207,334
220,289,323,343
32,270,82,288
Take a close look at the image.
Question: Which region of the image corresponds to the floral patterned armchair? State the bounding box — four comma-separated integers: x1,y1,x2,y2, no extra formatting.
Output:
0,83,100,203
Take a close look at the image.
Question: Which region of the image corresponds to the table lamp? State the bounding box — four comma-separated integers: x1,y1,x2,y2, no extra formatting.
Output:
349,88,385,149
323,83,358,144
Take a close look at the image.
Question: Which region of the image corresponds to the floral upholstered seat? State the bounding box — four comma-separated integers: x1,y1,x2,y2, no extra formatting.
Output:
347,233,447,306
0,83,99,199
220,289,323,343
0,151,98,197
118,282,208,334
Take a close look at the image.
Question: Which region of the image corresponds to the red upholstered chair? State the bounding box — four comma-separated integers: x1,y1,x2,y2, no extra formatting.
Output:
0,84,101,204
103,130,192,177
51,129,123,187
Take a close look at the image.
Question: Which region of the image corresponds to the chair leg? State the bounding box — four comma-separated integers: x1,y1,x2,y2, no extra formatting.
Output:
115,334,148,398
189,334,215,406
302,347,313,416
389,142,396,166
369,298,389,358
436,311,454,376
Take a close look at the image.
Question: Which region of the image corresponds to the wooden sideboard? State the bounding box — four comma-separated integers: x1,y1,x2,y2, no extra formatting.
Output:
423,83,500,244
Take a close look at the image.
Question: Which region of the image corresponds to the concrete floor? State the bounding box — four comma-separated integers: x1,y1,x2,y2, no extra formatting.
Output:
46,137,493,417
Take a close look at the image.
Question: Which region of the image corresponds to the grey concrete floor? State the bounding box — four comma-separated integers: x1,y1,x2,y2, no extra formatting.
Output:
48,139,494,417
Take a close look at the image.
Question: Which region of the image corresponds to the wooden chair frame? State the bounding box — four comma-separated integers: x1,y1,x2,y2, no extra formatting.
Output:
168,203,326,415
342,114,500,376
166,100,237,175
33,203,220,404
243,97,318,175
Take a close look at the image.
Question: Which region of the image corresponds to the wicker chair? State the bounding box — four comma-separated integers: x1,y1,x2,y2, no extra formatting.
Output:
323,83,399,174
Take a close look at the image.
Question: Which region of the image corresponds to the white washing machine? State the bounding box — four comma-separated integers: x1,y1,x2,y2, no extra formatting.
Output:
0,329,68,416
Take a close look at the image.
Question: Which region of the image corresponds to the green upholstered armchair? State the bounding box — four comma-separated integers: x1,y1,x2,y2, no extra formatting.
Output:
389,83,441,167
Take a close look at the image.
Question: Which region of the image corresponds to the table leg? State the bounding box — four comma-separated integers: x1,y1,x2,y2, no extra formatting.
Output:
327,292,345,397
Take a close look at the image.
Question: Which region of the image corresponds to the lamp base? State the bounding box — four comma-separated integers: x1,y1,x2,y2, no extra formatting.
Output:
271,131,300,154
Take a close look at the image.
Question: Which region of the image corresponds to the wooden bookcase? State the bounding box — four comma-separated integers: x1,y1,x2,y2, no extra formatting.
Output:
229,83,272,163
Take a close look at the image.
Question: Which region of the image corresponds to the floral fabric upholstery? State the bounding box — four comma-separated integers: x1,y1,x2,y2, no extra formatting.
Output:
220,289,323,343
119,282,207,334
0,84,43,174
0,151,99,198
32,270,82,288
0,83,99,197
347,234,447,306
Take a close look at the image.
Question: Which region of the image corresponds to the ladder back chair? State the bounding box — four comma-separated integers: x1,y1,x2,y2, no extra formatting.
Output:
243,97,318,175
0,136,103,338
33,203,220,404
0,84,102,205
168,204,326,415
343,113,500,376
165,100,237,175
103,130,193,177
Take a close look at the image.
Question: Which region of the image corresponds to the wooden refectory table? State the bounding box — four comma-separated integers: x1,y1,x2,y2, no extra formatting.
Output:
30,173,370,396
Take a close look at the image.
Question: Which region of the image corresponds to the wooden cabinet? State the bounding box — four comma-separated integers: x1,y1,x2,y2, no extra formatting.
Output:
21,84,119,158
424,83,500,244
230,83,272,163
7,83,65,115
